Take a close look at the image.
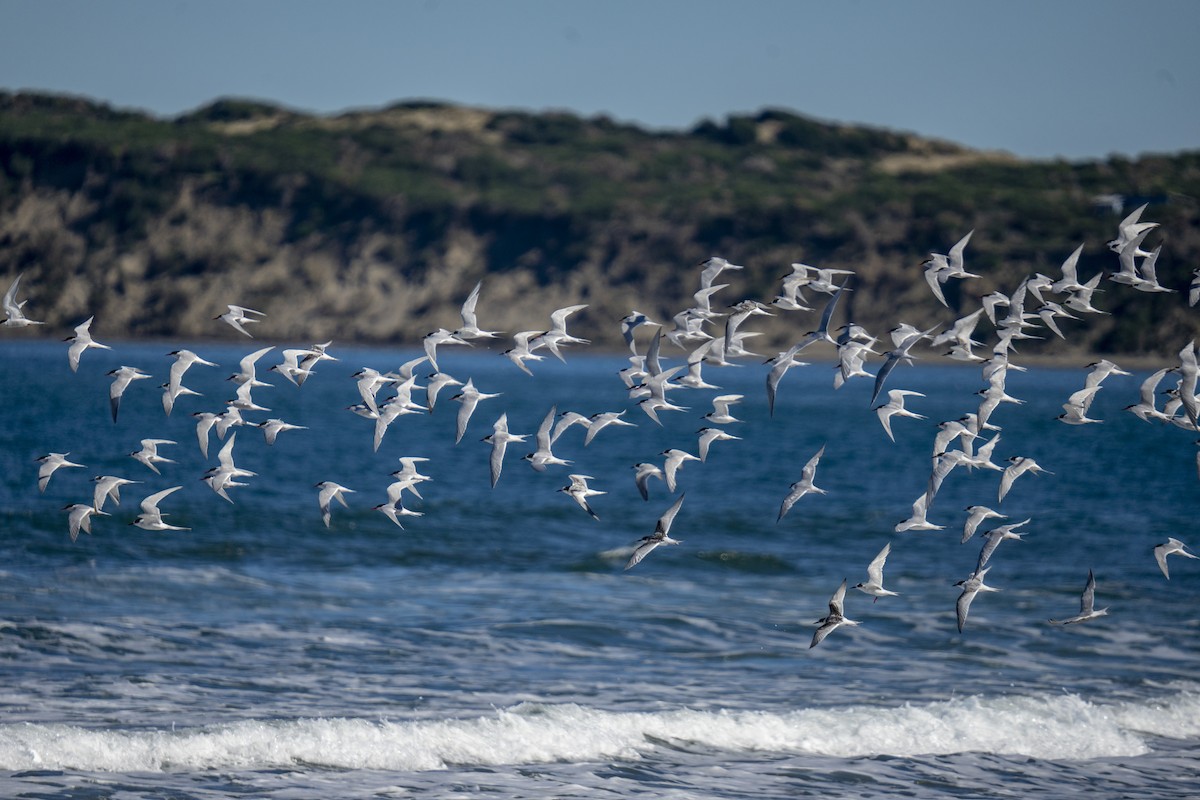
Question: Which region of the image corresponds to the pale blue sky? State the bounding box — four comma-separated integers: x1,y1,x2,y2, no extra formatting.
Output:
1,0,1197,160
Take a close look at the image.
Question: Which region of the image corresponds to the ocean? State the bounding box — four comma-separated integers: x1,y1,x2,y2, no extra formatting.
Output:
1,337,1198,799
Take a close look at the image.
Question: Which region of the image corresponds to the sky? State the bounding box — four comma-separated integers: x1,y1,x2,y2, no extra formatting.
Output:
1,0,1197,161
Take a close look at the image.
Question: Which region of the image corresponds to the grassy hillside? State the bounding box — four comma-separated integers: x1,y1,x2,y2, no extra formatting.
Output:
1,91,1197,355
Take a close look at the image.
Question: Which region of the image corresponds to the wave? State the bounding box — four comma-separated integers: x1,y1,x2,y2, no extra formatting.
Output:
3,688,1198,773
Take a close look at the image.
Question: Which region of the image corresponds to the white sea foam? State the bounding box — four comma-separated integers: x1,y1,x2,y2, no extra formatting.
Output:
3,689,1197,773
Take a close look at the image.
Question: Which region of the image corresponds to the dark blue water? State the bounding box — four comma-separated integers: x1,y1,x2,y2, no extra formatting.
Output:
1,337,1199,798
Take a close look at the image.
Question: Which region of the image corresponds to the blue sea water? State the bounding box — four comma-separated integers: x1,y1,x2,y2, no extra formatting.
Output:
1,337,1199,799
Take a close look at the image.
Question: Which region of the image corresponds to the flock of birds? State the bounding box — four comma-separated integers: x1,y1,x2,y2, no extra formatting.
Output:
6,201,1200,648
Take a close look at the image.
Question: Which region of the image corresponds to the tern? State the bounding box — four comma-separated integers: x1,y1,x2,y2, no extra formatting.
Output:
482,413,526,488
811,579,859,648
895,492,944,532
36,452,85,493
584,410,636,446
423,327,470,372
778,444,826,522
962,505,1004,543
130,438,177,475
451,378,501,444
625,493,686,570
216,304,266,337
64,316,111,372
704,394,744,425
1153,537,1198,580
955,566,1000,633
131,486,189,531
524,405,572,471
1049,570,1109,625
975,518,1030,571
1,273,43,327
453,281,503,341
424,372,463,414
228,346,274,388
255,418,307,445
854,543,899,602
550,411,592,445
64,503,108,542
559,473,605,520
874,390,926,442
661,448,700,493
315,481,354,528
696,427,741,462
633,462,665,501
107,366,152,422
998,456,1052,503
92,475,140,512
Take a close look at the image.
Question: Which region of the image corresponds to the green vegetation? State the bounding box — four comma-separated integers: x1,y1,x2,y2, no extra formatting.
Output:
0,90,1197,354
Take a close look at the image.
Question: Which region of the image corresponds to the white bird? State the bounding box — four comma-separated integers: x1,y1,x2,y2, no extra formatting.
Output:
765,342,810,416
131,485,189,531
482,413,526,488
962,505,1004,543
191,411,220,459
36,452,85,493
661,448,700,493
166,350,218,401
451,379,501,445
107,366,151,422
502,330,547,376
955,566,1000,633
352,367,393,415
64,503,108,542
559,473,605,520
255,418,307,445
697,427,741,462
202,432,256,503
2,273,43,327
228,346,274,388
870,323,939,406
550,411,592,445
895,492,944,533
875,390,926,442
227,380,270,412
633,462,665,502
453,281,503,341
425,372,463,414
811,579,859,648
584,410,635,446
160,380,203,417
215,304,266,337
373,498,424,528
315,481,355,528
536,304,590,361
625,493,686,570
92,474,141,513
705,394,744,425
854,543,899,602
699,256,744,289
1153,538,1199,580
1084,359,1133,390
1058,386,1102,425
620,310,659,353
1106,202,1157,255
64,316,111,372
975,518,1030,571
998,456,1052,502
524,405,572,472
1049,570,1109,625
778,445,827,522
422,327,470,372
1124,367,1173,423
130,438,176,475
